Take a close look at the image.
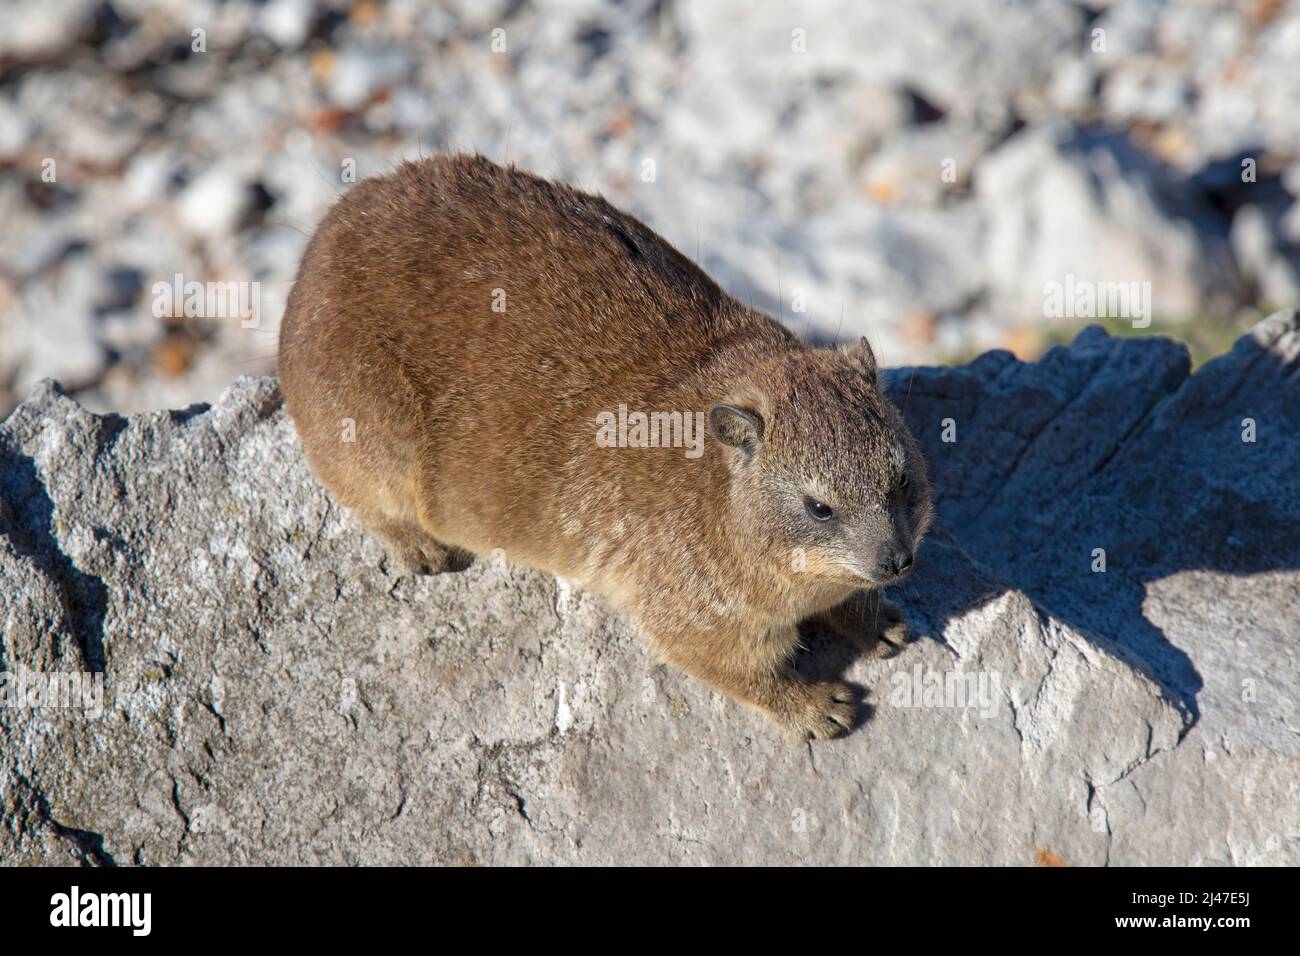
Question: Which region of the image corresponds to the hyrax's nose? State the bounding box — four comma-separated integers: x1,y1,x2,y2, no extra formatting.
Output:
878,545,914,579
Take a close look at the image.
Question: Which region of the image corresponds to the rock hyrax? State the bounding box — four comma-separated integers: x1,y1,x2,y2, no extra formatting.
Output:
278,154,933,739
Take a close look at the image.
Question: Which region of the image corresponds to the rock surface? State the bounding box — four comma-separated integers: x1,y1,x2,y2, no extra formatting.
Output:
1,313,1297,866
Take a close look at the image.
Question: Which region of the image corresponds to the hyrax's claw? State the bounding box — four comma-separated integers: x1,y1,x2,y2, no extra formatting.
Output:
772,679,856,740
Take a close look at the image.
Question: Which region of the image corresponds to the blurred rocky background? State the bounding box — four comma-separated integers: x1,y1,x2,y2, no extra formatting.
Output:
2,0,1299,417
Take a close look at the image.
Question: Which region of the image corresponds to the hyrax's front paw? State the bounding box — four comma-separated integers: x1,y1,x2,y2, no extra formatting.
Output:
816,594,913,659
871,599,911,658
769,678,856,740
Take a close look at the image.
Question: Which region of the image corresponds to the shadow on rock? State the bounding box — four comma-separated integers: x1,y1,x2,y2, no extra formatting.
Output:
879,309,1300,727
0,440,109,673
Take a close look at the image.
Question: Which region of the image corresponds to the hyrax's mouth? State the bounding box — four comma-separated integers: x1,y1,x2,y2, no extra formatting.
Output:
853,563,915,588
873,567,913,586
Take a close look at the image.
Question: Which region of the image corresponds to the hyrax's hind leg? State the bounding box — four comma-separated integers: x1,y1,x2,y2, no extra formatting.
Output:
357,510,474,576
809,589,911,658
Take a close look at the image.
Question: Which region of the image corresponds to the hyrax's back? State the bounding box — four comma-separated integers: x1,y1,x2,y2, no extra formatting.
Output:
278,154,782,576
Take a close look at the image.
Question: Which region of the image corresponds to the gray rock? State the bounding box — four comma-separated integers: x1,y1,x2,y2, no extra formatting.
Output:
328,45,415,111
859,120,1000,205
0,0,96,59
258,0,316,49
678,0,1085,124
10,255,112,396
13,69,162,171
976,122,1242,322
177,168,253,241
1231,204,1300,308
894,309,1300,864
1,312,1296,865
0,96,32,164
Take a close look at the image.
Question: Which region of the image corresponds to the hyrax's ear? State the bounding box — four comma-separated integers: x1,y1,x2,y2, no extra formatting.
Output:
708,402,765,455
846,335,878,383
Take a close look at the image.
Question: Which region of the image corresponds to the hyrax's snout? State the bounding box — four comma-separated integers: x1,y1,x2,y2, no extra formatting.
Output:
876,542,915,581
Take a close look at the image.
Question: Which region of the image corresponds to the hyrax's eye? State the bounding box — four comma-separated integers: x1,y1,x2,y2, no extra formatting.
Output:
804,498,835,522
899,472,910,491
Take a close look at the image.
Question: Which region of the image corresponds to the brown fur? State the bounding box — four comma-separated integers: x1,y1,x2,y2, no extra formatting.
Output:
278,154,933,739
